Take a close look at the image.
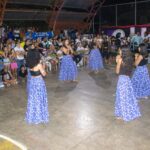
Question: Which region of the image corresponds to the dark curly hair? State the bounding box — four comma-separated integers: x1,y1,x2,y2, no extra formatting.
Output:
121,46,133,64
26,49,41,69
139,43,148,58
121,46,133,74
89,41,97,50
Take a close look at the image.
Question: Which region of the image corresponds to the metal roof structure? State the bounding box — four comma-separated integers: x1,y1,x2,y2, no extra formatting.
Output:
0,0,107,31
0,0,146,31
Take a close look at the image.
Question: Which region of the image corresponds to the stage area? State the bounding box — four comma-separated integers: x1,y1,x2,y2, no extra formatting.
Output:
0,67,150,150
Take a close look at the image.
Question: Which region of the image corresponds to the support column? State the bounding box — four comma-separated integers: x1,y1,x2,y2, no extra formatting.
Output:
115,4,118,26
0,0,7,26
135,0,137,25
48,0,64,31
85,0,106,32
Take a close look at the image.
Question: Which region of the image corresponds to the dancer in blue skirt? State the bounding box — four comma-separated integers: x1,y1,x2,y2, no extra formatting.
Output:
115,46,141,121
131,44,150,99
25,49,49,124
59,39,78,82
88,42,104,74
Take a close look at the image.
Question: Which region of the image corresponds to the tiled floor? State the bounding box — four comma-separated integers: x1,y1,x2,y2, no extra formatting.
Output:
0,67,150,150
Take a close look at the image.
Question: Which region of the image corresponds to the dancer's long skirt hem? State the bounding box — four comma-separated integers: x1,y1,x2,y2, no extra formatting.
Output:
25,76,49,124
115,75,141,122
132,65,150,99
59,55,78,81
88,49,104,71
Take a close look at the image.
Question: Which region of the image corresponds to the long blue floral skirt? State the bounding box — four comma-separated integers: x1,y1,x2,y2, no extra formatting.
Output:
59,55,78,81
131,65,150,99
88,49,104,71
115,75,141,122
25,76,49,124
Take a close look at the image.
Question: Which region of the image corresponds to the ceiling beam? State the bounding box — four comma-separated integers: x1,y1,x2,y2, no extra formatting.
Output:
5,8,88,15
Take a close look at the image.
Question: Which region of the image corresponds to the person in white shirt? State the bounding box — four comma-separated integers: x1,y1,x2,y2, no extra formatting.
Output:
75,35,81,44
13,28,20,40
73,42,83,66
76,42,84,52
144,32,150,42
14,42,25,75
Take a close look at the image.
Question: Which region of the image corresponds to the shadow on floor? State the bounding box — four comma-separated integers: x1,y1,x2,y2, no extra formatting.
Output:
54,82,78,98
88,70,112,89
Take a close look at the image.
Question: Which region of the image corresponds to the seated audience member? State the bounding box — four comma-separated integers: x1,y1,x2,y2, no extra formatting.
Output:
2,67,17,87
19,65,27,82
0,57,4,88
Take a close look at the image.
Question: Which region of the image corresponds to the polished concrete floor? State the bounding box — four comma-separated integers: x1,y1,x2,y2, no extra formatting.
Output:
0,66,150,150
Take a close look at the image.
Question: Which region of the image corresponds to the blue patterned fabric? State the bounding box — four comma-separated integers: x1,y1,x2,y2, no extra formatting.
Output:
59,55,78,81
115,75,141,122
25,76,49,124
131,65,150,99
88,49,104,71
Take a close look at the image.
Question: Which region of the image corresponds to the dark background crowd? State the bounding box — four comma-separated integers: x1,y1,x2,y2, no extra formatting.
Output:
0,26,150,88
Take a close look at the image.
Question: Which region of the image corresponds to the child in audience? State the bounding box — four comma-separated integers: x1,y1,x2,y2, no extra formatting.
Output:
19,65,27,82
2,67,17,87
10,50,18,79
3,49,10,71
0,55,4,88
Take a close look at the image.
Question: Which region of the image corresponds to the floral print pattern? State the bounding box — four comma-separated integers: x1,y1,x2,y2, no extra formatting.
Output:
25,76,49,124
131,65,150,99
59,55,78,81
115,75,141,121
88,49,104,71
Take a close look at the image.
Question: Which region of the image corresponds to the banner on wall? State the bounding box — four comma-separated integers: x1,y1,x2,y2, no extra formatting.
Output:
34,32,54,39
130,27,135,35
26,31,54,39
141,28,147,38
112,29,125,38
102,25,150,37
